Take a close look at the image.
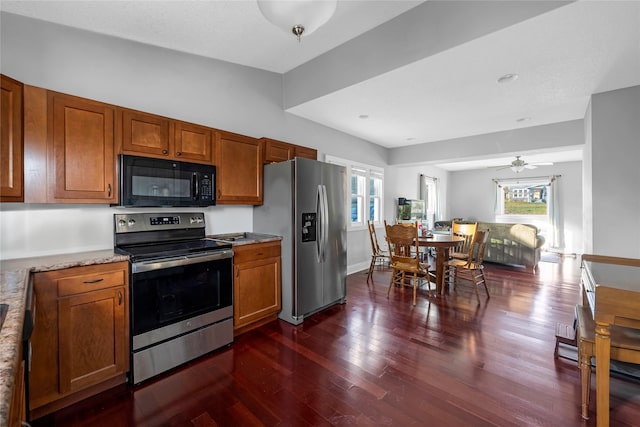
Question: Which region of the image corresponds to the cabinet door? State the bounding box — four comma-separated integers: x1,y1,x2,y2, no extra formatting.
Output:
48,92,116,202
214,131,263,204
174,121,213,163
58,286,127,394
1,75,24,202
294,145,317,160
234,256,281,330
121,109,171,157
262,138,293,164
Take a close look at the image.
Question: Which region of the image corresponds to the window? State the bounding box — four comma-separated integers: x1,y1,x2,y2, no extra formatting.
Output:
419,175,440,229
327,156,384,229
369,170,383,223
494,177,551,241
496,182,548,216
351,167,366,225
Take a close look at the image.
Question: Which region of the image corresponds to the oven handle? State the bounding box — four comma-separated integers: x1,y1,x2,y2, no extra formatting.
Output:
131,249,234,273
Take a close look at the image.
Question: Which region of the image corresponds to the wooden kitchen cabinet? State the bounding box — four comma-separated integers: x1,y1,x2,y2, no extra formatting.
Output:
120,108,213,164
1,74,24,202
214,130,263,205
233,241,281,334
261,137,317,164
7,344,26,427
48,91,117,203
293,145,317,160
30,262,129,418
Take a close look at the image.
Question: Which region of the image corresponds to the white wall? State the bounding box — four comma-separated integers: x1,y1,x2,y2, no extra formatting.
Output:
0,12,387,261
448,161,583,255
588,85,640,258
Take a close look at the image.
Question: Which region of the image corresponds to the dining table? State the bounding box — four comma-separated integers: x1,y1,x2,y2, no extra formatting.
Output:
418,234,464,295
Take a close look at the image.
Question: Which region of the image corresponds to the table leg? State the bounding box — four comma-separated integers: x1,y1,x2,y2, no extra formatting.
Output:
435,247,450,295
595,321,611,427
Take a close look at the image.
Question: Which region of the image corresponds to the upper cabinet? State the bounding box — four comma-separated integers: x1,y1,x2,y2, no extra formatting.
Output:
48,91,117,203
1,75,24,202
215,131,263,205
120,109,213,164
261,137,317,164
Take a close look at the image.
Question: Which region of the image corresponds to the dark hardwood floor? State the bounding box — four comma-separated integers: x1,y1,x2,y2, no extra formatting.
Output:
32,258,640,426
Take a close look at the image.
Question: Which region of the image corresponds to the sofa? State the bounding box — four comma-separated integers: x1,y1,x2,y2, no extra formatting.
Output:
432,220,545,272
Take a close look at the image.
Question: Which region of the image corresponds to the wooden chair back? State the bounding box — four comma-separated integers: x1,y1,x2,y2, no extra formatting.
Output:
384,220,431,304
467,229,490,266
384,220,422,270
451,221,478,259
367,220,385,256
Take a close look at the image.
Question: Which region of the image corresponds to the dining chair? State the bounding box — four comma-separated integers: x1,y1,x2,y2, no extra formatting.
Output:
450,220,478,261
445,229,490,302
384,220,433,305
366,220,390,283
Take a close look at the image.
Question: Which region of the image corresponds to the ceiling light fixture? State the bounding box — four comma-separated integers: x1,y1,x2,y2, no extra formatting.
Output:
497,73,519,84
516,117,531,123
358,114,369,119
257,0,338,42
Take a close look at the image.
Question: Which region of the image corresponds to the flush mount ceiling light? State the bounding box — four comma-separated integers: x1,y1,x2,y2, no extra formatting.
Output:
497,73,519,84
257,0,338,42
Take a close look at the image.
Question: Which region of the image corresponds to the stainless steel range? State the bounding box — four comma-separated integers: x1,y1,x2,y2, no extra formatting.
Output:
114,212,233,384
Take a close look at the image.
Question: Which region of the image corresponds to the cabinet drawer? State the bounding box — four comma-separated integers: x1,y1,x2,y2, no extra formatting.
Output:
58,268,126,297
233,241,281,264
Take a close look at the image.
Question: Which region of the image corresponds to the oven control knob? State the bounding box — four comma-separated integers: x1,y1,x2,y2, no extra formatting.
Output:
118,219,126,227
128,219,136,227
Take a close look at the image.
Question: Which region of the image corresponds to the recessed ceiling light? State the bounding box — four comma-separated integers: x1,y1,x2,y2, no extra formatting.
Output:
516,117,531,122
406,137,415,141
358,114,369,119
497,73,519,84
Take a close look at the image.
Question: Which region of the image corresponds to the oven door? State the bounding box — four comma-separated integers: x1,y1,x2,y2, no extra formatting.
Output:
130,251,232,348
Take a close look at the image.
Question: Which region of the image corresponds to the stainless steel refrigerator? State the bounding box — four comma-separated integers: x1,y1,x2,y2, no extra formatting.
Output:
253,158,347,325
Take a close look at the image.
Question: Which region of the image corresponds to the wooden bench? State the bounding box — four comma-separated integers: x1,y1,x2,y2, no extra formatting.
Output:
575,304,640,420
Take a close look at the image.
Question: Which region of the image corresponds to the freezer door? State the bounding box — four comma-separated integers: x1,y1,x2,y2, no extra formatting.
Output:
320,162,347,306
294,158,323,317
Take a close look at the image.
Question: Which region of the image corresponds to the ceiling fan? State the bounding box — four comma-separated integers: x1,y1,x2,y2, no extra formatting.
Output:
495,156,553,173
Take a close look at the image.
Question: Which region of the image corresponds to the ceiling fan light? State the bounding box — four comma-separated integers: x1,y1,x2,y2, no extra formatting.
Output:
257,0,337,40
511,165,525,173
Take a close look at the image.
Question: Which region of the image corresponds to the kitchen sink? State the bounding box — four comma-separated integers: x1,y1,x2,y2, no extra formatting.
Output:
209,232,274,243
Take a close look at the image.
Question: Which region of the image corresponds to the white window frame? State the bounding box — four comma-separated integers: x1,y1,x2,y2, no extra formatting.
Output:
494,177,551,238
326,155,384,231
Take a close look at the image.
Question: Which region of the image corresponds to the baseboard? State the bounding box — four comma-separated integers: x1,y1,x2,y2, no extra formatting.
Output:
348,261,370,276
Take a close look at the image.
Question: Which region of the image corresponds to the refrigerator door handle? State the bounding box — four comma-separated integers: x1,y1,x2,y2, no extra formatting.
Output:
316,185,323,262
321,184,329,262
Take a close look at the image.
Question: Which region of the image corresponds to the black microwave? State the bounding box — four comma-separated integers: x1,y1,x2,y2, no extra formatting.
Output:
119,155,216,207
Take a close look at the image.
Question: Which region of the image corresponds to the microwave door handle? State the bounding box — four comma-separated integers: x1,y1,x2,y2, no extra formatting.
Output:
192,173,199,200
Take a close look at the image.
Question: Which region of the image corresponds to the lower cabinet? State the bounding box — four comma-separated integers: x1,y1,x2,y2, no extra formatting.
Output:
30,262,129,418
7,346,25,427
233,241,281,334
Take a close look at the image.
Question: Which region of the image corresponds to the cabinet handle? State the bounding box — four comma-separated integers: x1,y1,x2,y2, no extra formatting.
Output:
83,278,104,284
236,269,239,278
176,151,182,156
108,184,112,197
217,189,221,198
118,290,123,306
162,150,168,155
256,252,263,256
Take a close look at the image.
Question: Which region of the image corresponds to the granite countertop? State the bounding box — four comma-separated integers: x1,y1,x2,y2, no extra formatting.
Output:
0,249,128,427
207,232,282,246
